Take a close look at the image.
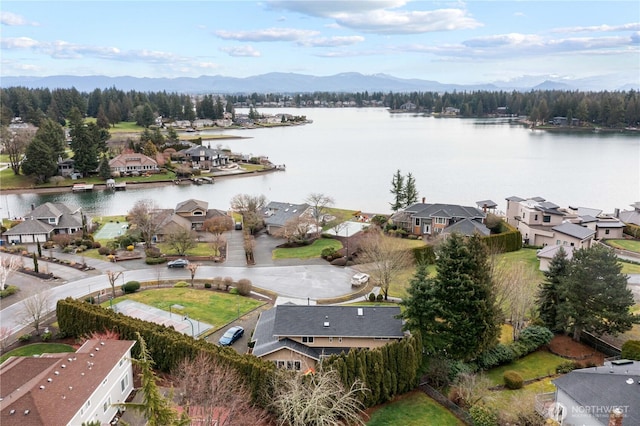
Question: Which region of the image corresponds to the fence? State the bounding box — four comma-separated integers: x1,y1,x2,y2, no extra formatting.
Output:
418,382,473,425
580,332,622,357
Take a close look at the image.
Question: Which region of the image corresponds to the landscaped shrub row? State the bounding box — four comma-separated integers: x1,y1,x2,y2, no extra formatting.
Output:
56,297,275,407
621,340,640,360
122,281,140,294
482,224,522,253
145,256,167,265
473,326,554,370
0,285,18,298
623,223,640,238
323,332,422,407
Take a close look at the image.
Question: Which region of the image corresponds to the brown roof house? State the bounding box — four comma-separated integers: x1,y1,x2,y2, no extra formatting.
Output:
2,202,87,244
0,339,136,426
252,305,405,372
109,152,158,176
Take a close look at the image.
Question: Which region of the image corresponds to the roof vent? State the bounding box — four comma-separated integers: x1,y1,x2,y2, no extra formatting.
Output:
95,347,100,351
90,353,94,357
47,378,52,382
323,321,330,327
100,342,105,346
54,371,59,375
24,410,30,415
9,409,15,415
68,358,72,362
357,308,364,316
61,364,66,368
39,386,45,390
69,386,73,391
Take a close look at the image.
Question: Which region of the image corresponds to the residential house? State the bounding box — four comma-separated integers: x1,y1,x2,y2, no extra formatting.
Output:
155,211,192,242
174,199,227,231
2,202,87,244
505,196,566,245
476,199,498,214
399,102,417,111
57,157,75,177
551,116,580,126
536,245,575,271
442,106,460,115
563,206,625,240
546,360,640,426
0,339,136,426
552,223,596,249
109,152,159,175
619,202,640,226
390,201,488,238
263,202,312,234
252,305,405,371
181,145,229,170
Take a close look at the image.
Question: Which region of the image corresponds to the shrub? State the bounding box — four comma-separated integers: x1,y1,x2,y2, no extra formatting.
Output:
84,296,95,304
0,285,18,298
369,292,376,302
18,334,32,342
145,247,161,258
621,340,640,360
92,241,101,249
76,245,88,253
122,280,141,294
204,282,212,289
503,370,523,389
41,331,52,342
229,287,239,295
556,361,581,374
223,277,234,291
321,246,337,259
475,343,516,370
511,325,553,358
376,294,384,302
145,257,167,265
126,245,134,251
469,405,499,426
330,257,347,266
174,281,189,288
63,246,75,253
236,279,252,296
98,246,111,255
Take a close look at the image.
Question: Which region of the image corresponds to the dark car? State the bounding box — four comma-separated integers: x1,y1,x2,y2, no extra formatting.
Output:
167,258,189,268
235,221,243,230
218,326,244,346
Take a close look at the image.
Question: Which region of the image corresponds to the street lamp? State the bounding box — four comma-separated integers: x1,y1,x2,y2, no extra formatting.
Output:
183,315,195,338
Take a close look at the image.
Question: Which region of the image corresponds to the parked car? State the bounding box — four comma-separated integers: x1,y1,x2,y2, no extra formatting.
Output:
351,272,370,286
218,326,244,346
167,258,189,268
235,221,243,230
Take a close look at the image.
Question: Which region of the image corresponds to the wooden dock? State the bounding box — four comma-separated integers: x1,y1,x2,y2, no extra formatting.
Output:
72,183,94,192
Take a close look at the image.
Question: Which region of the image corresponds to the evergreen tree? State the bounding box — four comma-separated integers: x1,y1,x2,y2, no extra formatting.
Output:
559,245,639,341
98,154,112,180
22,136,57,183
403,172,418,207
402,233,499,360
68,107,109,176
34,118,67,160
389,169,405,211
537,246,570,332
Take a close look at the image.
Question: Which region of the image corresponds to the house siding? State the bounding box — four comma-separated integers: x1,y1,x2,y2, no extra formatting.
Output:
261,348,317,371
554,389,604,426
287,336,398,349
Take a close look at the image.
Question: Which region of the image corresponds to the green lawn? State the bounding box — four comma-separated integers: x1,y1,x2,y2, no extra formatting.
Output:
239,163,266,172
322,207,360,230
108,121,144,133
101,288,264,329
0,343,75,364
606,239,640,253
485,350,567,386
157,242,218,256
367,391,465,426
620,261,640,274
273,238,342,259
485,377,556,419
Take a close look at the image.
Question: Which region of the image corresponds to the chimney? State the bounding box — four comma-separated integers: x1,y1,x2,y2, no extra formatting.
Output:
422,197,426,204
608,407,624,426
483,204,488,213
614,208,620,218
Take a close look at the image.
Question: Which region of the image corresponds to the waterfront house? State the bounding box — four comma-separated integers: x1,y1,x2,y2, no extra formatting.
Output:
180,145,229,170
0,339,136,426
536,245,575,271
619,202,640,226
263,202,312,234
109,152,159,175
2,202,87,244
174,199,228,231
252,305,404,371
390,200,488,238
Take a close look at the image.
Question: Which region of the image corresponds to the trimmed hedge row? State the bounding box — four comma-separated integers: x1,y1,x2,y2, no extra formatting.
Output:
56,297,275,407
623,223,640,238
482,222,522,253
622,340,640,360
473,326,554,371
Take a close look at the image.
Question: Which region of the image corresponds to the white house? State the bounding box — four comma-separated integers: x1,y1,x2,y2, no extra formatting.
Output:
0,339,136,426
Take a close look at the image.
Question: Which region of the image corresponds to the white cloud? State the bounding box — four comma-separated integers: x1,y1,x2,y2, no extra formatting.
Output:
215,27,319,42
298,35,365,47
553,23,640,34
220,45,262,57
267,0,408,17
0,11,39,26
1,37,40,49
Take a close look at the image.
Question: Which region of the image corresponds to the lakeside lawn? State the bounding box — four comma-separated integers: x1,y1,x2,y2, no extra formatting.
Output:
366,390,465,426
273,238,342,259
0,343,75,364
606,239,640,253
485,350,567,386
101,288,264,329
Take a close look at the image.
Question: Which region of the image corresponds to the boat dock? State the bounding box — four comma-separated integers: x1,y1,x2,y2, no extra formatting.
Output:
72,183,94,192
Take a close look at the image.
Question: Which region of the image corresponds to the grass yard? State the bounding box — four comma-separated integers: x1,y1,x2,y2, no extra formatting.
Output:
366,390,465,426
273,238,342,259
485,350,567,386
102,288,264,328
322,207,360,230
0,168,36,189
108,121,144,133
0,343,75,364
620,261,640,274
157,242,217,256
239,163,266,172
387,264,436,299
485,377,556,419
606,239,640,253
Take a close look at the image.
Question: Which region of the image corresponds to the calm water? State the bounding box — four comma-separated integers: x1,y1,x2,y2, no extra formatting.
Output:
3,108,639,218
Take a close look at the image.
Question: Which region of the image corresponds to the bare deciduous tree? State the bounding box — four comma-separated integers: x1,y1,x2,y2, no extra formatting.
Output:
186,262,200,287
0,255,20,291
243,232,256,264
230,194,267,235
106,270,123,299
22,290,51,335
274,215,315,244
448,373,494,409
166,228,198,256
358,230,414,300
270,368,368,426
203,216,233,255
0,326,12,353
174,352,271,426
1,126,35,175
305,193,334,236
127,199,166,249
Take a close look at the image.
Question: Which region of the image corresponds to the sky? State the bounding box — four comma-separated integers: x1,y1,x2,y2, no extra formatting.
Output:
1,1,639,87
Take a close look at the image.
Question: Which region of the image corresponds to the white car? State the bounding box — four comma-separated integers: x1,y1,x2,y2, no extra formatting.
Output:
351,273,370,286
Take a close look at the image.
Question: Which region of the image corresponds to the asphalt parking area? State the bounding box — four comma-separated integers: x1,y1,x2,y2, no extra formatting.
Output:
205,303,272,354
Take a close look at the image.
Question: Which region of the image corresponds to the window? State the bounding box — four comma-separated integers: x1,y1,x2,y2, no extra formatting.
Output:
287,361,294,370
543,215,551,223
605,229,610,235
435,217,447,225
277,360,285,369
534,214,538,221
302,336,314,343
414,218,420,226
121,375,129,393
338,337,343,343
103,397,111,413
294,361,301,371
556,240,561,245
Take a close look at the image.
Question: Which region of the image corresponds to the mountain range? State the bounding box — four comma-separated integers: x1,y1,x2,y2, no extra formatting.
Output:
1,72,637,93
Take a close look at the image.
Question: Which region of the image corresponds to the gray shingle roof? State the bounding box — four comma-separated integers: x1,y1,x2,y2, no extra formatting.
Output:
476,200,497,209
175,199,208,213
553,361,640,425
264,202,310,228
552,223,596,240
410,203,485,221
505,196,525,202
442,218,490,236
2,218,53,236
536,245,575,260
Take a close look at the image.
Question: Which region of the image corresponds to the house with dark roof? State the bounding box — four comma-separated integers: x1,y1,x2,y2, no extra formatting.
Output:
552,223,596,249
619,202,640,226
390,201,488,238
547,360,640,425
0,339,136,426
536,245,575,271
252,305,405,371
174,199,227,231
181,145,229,170
263,202,312,234
2,202,87,244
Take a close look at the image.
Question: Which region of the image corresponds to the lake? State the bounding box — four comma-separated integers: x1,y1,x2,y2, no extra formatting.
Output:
3,108,639,218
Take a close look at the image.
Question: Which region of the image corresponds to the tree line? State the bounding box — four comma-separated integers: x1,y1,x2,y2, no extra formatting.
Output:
2,86,639,129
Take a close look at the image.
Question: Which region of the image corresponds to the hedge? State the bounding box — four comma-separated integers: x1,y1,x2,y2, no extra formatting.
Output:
621,340,640,360
482,223,522,253
412,245,435,264
56,297,275,407
473,326,553,371
122,281,140,294
623,223,640,238
503,370,523,389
